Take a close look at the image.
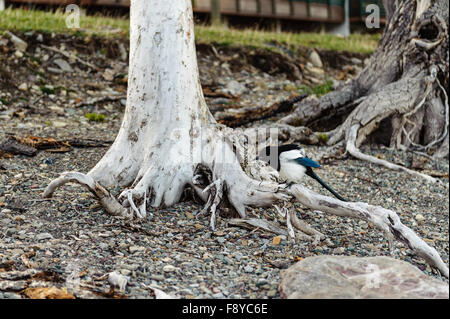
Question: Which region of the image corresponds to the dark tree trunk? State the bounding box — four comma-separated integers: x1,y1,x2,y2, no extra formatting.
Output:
281,0,449,159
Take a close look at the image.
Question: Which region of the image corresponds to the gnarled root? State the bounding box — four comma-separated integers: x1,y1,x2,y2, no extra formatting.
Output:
346,124,438,183
43,172,129,218
274,203,325,242
288,184,449,278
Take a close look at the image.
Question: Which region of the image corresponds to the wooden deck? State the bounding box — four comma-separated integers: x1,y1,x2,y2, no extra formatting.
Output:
6,0,347,23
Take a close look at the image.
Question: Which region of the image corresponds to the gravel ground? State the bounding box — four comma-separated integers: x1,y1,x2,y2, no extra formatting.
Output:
0,32,448,299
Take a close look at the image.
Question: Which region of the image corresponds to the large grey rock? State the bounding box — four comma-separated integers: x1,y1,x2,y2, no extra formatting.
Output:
279,256,449,299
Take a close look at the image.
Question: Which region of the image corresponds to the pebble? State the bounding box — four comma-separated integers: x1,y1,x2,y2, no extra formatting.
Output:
333,247,346,255
244,265,254,273
415,214,425,222
0,36,447,301
14,50,24,58
308,50,323,68
18,83,28,91
36,232,54,241
53,58,73,72
163,265,177,273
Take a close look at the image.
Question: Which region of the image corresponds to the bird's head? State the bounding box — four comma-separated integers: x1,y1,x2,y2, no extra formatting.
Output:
258,144,306,171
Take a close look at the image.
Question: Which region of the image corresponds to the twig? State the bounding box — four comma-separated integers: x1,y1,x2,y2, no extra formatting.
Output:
40,44,101,72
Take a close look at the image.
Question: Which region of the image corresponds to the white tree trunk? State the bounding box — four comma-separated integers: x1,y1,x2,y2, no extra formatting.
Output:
46,0,287,218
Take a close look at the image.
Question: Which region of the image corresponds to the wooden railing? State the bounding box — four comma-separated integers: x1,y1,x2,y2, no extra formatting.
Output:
5,0,347,23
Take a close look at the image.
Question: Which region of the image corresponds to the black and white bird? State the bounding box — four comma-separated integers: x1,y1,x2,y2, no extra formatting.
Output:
259,144,347,201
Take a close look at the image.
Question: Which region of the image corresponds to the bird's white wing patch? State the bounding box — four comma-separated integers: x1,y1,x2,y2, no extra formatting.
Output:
279,149,304,161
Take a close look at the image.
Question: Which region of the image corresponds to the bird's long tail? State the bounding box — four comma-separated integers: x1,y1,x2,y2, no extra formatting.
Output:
305,168,347,202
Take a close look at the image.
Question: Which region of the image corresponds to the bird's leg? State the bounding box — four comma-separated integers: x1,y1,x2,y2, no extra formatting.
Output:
196,178,225,231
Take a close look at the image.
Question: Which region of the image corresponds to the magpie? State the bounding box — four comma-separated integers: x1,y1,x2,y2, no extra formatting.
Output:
259,144,347,202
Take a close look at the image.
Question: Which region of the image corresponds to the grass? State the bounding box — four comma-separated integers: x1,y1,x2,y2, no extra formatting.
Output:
0,7,380,54
85,113,106,122
298,80,334,97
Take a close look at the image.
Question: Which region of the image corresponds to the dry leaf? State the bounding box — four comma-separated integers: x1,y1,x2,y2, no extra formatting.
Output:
24,286,75,299
272,236,281,246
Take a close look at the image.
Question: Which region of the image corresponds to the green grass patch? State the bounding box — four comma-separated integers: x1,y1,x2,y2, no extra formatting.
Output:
298,80,334,97
0,97,11,105
317,133,329,144
85,113,106,122
0,8,379,54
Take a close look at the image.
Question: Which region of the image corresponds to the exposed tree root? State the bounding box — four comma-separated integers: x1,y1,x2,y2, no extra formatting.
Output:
346,124,438,183
288,184,449,278
215,94,308,128
43,0,449,282
43,172,129,218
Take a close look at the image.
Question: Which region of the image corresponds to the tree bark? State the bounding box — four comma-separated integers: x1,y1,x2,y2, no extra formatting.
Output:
280,0,449,164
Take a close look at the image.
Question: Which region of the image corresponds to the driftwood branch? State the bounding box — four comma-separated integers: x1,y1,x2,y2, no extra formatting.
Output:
288,184,449,278
216,94,308,128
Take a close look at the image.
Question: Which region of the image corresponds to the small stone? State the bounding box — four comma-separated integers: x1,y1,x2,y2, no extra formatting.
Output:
415,214,425,222
53,58,73,72
233,252,243,261
244,265,254,273
224,80,246,96
120,269,131,276
36,232,54,241
14,50,24,58
256,278,269,287
129,246,145,254
163,265,176,272
18,83,28,91
284,83,296,91
52,121,68,128
351,57,362,65
151,275,165,281
103,68,115,81
6,32,27,51
333,247,346,255
308,50,323,68
267,290,277,297
2,292,22,299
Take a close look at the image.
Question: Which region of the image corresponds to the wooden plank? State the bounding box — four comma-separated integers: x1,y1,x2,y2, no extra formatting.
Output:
309,3,329,19
195,0,211,10
221,0,236,11
292,1,309,18
276,0,291,16
329,4,344,21
239,0,258,13
259,0,273,15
